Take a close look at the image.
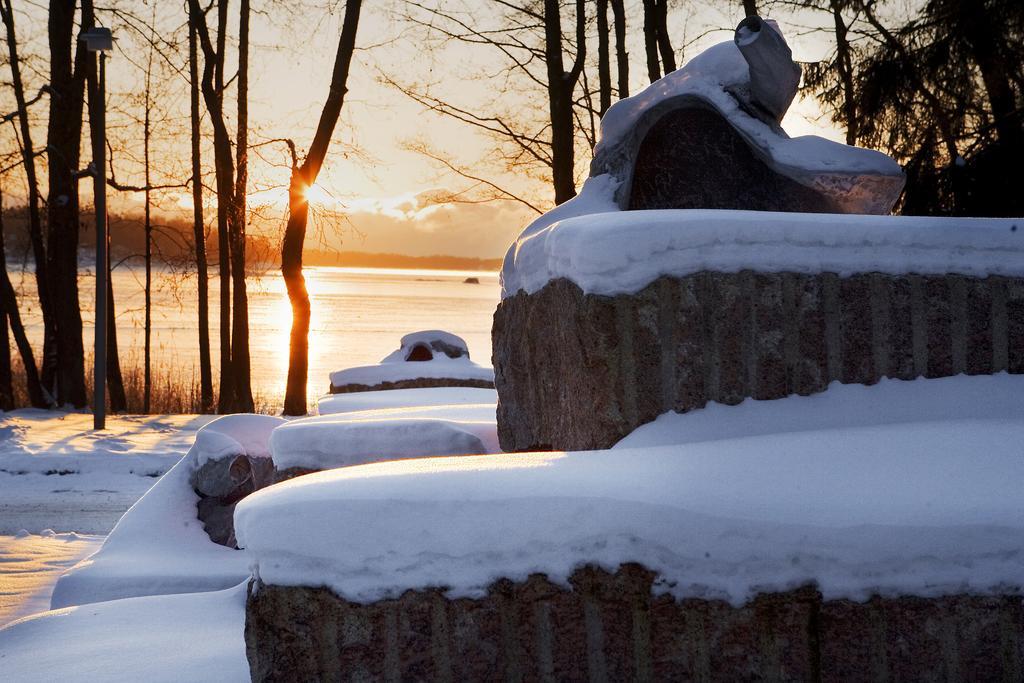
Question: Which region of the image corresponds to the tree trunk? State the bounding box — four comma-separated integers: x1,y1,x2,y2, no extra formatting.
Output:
596,0,611,116
544,0,585,205
1,0,55,405
190,0,236,412
0,306,11,411
282,177,311,416
214,0,234,412
105,249,127,412
46,0,89,408
0,190,45,408
282,0,363,416
642,0,661,82
743,0,758,16
189,13,214,413
230,0,254,413
143,49,153,413
654,0,676,74
610,0,628,98
831,0,857,145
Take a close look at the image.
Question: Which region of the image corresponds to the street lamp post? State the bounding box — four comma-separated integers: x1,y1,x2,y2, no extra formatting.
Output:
80,27,113,430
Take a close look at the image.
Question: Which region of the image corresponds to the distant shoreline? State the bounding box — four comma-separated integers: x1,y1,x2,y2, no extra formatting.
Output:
5,250,502,275
303,250,502,272
1,207,504,273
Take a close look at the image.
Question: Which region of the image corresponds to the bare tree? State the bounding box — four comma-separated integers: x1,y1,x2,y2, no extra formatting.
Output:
1,0,55,406
0,189,45,408
281,0,363,416
0,297,10,410
654,0,676,74
143,10,155,412
230,0,254,412
395,0,589,207
190,0,238,412
642,0,661,81
189,10,214,412
596,0,611,115
642,0,675,82
103,246,128,412
46,0,93,408
609,0,628,98
830,0,856,145
546,0,587,203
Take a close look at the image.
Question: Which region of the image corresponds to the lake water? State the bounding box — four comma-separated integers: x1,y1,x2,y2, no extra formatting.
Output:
13,266,501,411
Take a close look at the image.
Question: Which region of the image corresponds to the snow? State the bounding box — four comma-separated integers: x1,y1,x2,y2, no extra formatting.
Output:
329,356,494,389
48,416,282,609
192,414,286,467
595,40,901,177
615,373,1024,448
271,404,499,471
330,329,493,388
380,329,470,363
0,582,248,682
0,411,215,535
501,209,1024,297
317,386,497,415
501,36,911,292
236,374,1024,606
0,532,103,627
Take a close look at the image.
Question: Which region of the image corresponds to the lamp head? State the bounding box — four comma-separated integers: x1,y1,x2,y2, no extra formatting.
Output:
79,27,113,52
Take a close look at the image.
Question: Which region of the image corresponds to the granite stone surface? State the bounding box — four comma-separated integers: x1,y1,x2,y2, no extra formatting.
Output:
245,565,1024,682
492,272,1024,452
626,107,838,213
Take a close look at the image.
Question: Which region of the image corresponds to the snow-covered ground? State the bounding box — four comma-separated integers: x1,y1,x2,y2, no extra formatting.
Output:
0,582,248,681
0,411,214,534
0,411,215,627
3,375,1023,679
50,415,279,610
0,532,103,627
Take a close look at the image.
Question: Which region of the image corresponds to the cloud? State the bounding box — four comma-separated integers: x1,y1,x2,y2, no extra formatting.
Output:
322,189,540,258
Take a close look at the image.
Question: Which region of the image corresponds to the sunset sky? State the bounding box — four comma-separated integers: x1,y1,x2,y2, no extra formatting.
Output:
3,1,843,259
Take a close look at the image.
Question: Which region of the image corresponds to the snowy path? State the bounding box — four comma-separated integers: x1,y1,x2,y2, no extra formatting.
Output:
0,533,103,627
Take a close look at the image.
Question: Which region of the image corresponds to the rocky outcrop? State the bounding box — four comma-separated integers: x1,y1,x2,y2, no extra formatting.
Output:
245,564,1024,681
493,273,1024,452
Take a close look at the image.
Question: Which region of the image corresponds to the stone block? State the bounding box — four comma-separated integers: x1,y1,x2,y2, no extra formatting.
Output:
245,569,1024,681
493,271,1024,452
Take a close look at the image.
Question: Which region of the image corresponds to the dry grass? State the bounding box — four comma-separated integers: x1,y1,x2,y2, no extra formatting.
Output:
5,353,276,415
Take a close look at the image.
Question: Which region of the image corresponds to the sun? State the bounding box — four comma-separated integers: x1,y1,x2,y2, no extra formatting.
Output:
302,183,332,206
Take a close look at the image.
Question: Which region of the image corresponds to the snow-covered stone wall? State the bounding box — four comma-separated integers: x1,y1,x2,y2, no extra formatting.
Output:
494,268,1024,451
245,567,1024,681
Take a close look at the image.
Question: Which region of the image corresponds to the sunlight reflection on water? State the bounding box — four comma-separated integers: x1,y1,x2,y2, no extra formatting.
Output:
14,266,500,412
